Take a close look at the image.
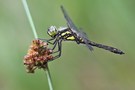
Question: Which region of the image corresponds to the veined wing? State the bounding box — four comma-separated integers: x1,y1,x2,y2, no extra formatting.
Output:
60,5,78,34
60,5,93,51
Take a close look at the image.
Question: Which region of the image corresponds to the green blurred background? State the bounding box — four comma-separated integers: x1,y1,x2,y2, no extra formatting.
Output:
0,0,134,90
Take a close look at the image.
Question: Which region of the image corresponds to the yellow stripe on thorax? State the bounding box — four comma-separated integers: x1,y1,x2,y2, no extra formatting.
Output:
61,31,75,40
67,36,75,40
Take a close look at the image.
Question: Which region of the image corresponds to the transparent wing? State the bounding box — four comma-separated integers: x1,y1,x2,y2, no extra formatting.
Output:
60,5,93,51
79,28,93,51
60,5,78,34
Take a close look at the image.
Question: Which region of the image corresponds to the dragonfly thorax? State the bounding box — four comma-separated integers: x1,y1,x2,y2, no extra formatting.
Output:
57,26,68,31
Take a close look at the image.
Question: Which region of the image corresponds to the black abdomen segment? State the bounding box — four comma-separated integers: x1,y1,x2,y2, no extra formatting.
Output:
83,41,125,55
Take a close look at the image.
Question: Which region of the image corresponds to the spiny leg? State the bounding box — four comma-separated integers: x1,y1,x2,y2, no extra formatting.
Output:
38,38,55,45
53,39,62,60
52,33,74,59
51,38,59,50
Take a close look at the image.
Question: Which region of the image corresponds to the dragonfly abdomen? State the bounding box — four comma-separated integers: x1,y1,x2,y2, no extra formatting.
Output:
90,41,124,54
81,40,124,55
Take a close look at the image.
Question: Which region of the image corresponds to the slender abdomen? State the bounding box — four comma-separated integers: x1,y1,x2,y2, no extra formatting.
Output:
81,40,124,55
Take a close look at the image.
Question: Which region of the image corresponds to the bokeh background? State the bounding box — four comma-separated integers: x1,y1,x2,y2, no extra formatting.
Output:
0,0,134,90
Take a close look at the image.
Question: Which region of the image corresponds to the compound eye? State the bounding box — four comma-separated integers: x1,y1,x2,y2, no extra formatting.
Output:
47,26,57,37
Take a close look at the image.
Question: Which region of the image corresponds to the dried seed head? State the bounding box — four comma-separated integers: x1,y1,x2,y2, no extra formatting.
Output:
24,39,53,73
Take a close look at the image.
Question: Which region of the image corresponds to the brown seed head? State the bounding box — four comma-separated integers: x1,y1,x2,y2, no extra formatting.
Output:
24,39,53,73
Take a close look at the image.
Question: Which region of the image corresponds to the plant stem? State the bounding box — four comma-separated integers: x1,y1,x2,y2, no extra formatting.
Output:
44,64,53,90
22,0,38,39
22,0,54,90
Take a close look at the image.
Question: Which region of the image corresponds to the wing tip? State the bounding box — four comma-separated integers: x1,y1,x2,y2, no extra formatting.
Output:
60,5,64,11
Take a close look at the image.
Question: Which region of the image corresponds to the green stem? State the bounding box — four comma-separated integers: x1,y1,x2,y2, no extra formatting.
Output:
22,0,38,39
22,0,54,90
44,64,54,90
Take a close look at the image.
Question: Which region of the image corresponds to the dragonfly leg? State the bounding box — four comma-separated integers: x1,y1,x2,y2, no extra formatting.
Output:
52,39,59,50
38,38,55,45
52,39,62,60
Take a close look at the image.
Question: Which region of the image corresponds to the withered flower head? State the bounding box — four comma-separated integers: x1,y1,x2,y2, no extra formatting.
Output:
24,39,53,73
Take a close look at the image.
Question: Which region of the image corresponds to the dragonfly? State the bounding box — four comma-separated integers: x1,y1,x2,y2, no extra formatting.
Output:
44,5,124,59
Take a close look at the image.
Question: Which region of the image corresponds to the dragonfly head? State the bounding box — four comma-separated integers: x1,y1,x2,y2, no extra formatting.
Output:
47,26,58,38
